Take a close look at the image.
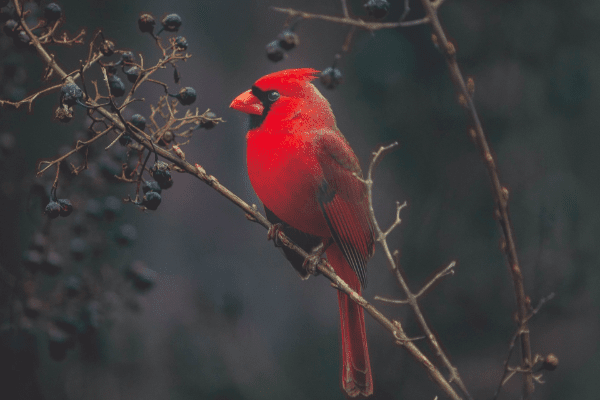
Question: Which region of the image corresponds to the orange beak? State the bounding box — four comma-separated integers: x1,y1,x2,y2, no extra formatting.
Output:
229,89,264,115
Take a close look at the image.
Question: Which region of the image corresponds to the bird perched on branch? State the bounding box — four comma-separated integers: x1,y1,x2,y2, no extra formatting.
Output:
230,68,375,398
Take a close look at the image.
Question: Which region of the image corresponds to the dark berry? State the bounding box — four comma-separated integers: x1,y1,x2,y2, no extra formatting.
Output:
142,180,162,194
124,66,140,83
266,41,285,62
24,297,43,319
172,87,196,105
119,134,132,146
115,224,137,245
119,51,136,65
151,161,173,189
130,114,146,130
364,0,390,19
320,67,343,89
85,199,104,220
161,14,182,32
57,199,73,217
108,75,125,97
14,31,31,48
60,83,83,106
174,36,188,50
161,130,173,144
45,200,61,219
70,238,87,261
64,276,81,298
47,327,70,361
3,20,18,38
138,13,155,34
100,40,115,56
103,196,122,220
43,3,62,23
126,261,157,291
543,354,558,371
0,0,9,8
30,232,47,252
141,191,161,210
23,250,43,272
277,30,299,51
173,67,180,83
106,64,118,75
200,111,217,129
42,251,63,275
0,132,16,155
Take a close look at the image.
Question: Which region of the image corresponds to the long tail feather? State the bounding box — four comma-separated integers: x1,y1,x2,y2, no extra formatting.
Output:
329,245,373,398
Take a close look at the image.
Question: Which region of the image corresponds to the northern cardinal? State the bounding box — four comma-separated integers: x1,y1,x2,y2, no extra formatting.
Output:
230,68,375,397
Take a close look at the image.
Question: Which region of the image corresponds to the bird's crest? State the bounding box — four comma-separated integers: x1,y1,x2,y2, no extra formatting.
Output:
254,68,319,92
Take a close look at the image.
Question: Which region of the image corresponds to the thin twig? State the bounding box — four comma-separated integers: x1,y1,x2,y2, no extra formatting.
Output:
271,7,429,30
360,143,472,400
416,0,535,396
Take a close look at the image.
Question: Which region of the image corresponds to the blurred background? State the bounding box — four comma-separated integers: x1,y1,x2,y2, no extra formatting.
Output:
0,0,599,399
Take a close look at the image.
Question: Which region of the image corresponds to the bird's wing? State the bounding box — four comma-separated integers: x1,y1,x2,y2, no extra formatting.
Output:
314,128,375,288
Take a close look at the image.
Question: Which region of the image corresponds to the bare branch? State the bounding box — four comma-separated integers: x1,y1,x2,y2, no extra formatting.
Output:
271,7,429,30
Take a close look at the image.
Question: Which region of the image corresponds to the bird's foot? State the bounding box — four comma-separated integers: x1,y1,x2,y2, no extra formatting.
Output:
267,223,285,247
302,238,333,276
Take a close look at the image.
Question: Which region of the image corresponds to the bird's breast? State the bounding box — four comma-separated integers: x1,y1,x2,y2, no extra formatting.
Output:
246,128,329,237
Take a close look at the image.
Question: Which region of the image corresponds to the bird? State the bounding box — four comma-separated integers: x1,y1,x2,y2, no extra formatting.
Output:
230,68,375,398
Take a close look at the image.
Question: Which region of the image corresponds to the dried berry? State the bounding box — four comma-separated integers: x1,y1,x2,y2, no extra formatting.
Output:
3,20,18,38
70,238,88,261
364,0,390,19
100,40,115,56
161,13,182,33
43,3,62,23
85,199,104,220
138,13,155,34
42,251,63,275
266,40,285,62
151,161,173,189
125,261,157,291
64,276,81,298
115,224,137,246
57,198,73,217
320,67,343,89
108,74,125,97
142,191,161,210
142,180,162,194
174,36,188,50
277,30,299,51
130,114,146,130
119,51,136,65
124,66,140,83
13,31,31,48
60,83,83,106
171,87,196,105
104,196,122,220
45,200,61,219
48,327,71,361
119,134,132,146
199,111,217,129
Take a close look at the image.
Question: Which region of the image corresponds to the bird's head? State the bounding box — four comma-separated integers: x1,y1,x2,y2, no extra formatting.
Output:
230,68,334,129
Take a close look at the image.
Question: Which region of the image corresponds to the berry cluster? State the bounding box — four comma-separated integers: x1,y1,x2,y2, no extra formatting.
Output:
0,1,224,366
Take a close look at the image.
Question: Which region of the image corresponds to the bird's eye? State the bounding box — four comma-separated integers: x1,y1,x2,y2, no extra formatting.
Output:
268,91,280,102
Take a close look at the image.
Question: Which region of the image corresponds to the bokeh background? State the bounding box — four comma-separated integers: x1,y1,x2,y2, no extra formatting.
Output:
1,0,599,399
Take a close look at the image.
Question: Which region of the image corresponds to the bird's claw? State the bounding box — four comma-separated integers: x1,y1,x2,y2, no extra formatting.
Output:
302,253,322,276
267,223,284,247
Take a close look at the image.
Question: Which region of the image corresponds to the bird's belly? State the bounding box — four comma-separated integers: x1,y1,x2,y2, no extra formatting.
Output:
247,134,330,237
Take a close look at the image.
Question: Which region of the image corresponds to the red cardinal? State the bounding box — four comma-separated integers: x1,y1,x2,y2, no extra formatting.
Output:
230,68,375,397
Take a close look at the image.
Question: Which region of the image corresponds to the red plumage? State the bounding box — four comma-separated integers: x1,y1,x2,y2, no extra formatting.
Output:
231,68,375,397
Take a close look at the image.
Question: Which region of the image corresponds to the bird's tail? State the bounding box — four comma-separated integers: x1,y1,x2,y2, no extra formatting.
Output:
329,245,373,398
